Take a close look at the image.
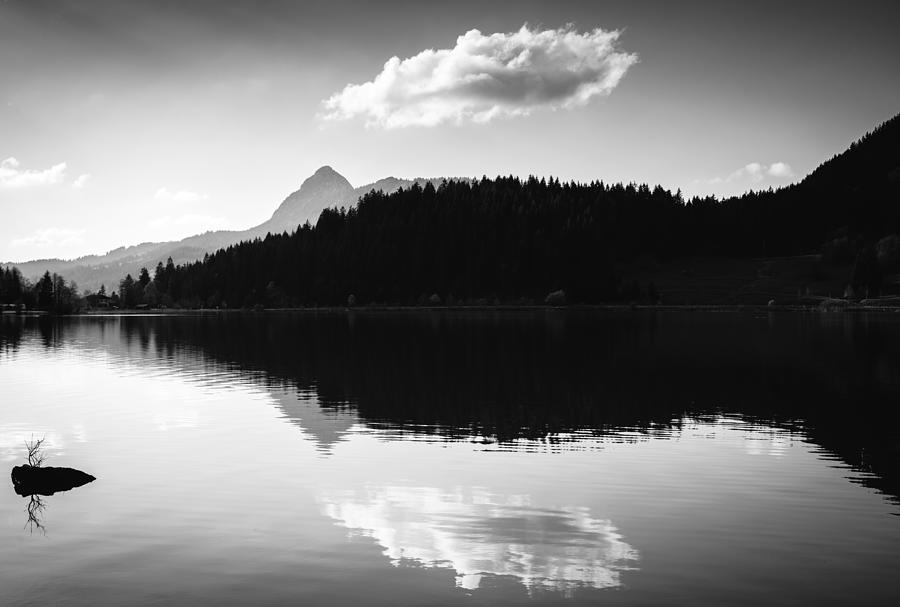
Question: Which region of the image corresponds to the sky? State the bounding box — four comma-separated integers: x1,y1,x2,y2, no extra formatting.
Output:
1,0,899,262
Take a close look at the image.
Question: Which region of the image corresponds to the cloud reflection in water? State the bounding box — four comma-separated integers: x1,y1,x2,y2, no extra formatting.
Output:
319,485,638,594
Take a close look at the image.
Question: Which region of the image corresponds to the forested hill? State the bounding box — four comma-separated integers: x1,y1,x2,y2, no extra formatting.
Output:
111,112,900,308
802,113,900,191
724,112,900,256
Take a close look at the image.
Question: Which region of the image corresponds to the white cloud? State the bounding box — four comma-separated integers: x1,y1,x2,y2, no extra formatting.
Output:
766,162,794,178
0,157,67,189
321,24,638,129
708,161,795,186
72,173,92,189
10,227,86,248
154,187,209,202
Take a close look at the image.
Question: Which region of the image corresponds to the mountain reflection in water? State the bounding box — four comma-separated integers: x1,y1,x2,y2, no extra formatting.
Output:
2,312,900,606
318,486,638,593
2,311,899,505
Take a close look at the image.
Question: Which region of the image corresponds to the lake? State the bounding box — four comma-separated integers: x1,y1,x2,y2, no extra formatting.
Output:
1,311,899,606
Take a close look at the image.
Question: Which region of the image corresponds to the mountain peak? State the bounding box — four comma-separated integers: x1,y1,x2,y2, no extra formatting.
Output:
265,166,356,230
300,165,352,191
313,165,340,177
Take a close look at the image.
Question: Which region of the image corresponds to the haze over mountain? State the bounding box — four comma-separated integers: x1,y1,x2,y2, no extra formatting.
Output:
4,168,450,291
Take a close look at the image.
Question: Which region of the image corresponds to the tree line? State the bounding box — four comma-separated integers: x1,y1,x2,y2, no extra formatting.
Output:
10,113,900,310
107,178,690,308
0,267,82,313
108,107,898,308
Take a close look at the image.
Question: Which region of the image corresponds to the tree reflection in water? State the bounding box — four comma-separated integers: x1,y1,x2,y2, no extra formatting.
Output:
24,494,46,535
11,436,95,534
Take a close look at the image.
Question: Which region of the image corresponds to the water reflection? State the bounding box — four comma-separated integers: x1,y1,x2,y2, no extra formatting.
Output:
24,494,46,534
0,314,24,353
318,485,638,594
269,392,358,453
8,438,95,534
2,312,900,504
2,314,900,605
116,312,900,502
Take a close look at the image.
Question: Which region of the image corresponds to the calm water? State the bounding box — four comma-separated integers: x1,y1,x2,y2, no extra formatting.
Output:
1,311,899,606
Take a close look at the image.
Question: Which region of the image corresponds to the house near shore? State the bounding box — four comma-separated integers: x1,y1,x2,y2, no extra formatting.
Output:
85,293,112,309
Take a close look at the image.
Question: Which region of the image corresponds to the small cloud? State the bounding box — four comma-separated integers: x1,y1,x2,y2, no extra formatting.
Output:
767,162,794,178
722,162,763,184
741,162,764,178
72,173,91,189
10,227,86,248
321,23,638,128
154,187,209,202
716,162,795,185
693,161,797,196
0,157,67,189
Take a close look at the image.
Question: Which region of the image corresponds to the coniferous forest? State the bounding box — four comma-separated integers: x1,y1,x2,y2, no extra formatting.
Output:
0,268,82,313
4,113,900,310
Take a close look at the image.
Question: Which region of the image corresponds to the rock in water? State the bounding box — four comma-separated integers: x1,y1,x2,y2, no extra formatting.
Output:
11,464,96,497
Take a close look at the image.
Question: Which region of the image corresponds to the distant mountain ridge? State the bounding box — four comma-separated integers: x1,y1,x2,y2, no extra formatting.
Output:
4,168,452,291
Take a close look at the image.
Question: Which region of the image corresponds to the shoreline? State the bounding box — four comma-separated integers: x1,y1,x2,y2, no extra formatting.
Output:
59,302,900,315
